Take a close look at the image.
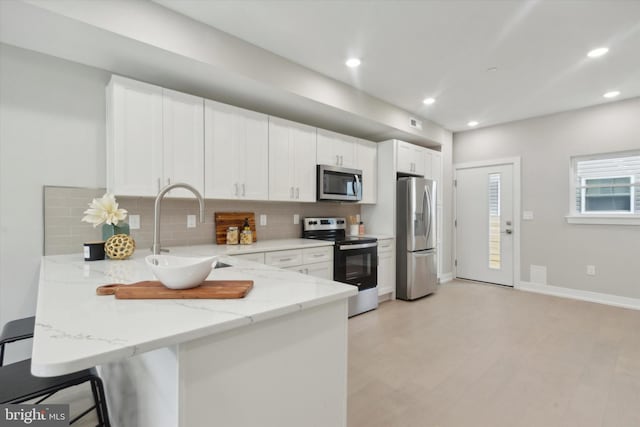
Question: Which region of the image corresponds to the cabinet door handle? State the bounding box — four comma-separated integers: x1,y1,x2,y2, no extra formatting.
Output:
312,253,324,257
305,268,309,274
336,154,340,165
279,257,293,262
234,183,239,196
290,187,294,199
340,155,344,166
295,187,300,199
157,178,161,193
242,183,246,196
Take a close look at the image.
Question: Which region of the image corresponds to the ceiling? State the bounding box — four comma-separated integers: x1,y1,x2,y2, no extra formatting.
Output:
153,0,640,132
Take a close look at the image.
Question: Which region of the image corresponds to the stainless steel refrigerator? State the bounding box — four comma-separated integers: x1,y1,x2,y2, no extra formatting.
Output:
396,177,437,300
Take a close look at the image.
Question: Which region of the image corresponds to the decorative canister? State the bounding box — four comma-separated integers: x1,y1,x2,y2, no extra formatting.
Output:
240,229,253,245
226,227,239,245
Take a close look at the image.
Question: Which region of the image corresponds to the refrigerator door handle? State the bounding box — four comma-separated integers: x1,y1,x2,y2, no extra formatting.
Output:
423,185,431,244
412,249,435,256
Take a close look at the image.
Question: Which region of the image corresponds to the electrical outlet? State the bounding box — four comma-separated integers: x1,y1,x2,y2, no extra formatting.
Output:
586,265,596,276
293,214,300,225
187,215,196,228
260,214,267,226
129,214,140,230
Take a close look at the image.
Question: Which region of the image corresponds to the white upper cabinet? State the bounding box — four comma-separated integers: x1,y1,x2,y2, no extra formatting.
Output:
162,88,204,198
355,139,377,204
423,149,434,180
107,76,204,197
396,141,425,176
432,152,443,205
269,117,317,202
204,100,269,200
107,76,163,196
316,129,357,168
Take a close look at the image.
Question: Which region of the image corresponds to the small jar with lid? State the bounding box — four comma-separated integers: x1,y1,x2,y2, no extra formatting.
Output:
240,229,253,245
226,227,239,245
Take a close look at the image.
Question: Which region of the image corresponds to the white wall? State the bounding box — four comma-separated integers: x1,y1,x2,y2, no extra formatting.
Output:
440,132,454,276
0,44,109,360
453,97,640,299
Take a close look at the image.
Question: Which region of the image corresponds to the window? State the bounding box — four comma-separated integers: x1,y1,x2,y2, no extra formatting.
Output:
569,151,640,224
488,173,501,269
581,176,633,213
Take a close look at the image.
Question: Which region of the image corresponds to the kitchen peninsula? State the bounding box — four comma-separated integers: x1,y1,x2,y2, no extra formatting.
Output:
32,244,356,427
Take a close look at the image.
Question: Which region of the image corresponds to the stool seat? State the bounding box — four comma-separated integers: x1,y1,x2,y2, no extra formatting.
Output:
0,316,110,425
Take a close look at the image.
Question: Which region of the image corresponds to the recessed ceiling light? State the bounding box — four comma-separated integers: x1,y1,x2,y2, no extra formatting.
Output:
423,97,435,105
603,90,620,98
345,58,361,68
587,47,609,58
467,121,479,127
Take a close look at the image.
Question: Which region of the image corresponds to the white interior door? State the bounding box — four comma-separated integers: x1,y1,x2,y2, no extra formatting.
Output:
456,164,514,286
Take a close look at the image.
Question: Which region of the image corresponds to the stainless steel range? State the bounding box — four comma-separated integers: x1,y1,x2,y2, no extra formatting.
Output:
303,217,378,317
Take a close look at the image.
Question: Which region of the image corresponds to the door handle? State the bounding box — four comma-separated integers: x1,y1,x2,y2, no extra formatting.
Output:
296,187,300,199
290,186,294,199
504,229,513,234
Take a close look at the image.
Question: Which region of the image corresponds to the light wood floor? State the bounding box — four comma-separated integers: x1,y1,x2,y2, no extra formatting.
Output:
348,280,640,427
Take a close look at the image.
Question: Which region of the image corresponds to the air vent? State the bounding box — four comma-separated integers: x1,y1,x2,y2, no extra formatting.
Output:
409,117,422,130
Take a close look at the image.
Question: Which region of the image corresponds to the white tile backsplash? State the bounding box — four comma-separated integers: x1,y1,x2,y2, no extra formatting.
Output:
43,186,361,255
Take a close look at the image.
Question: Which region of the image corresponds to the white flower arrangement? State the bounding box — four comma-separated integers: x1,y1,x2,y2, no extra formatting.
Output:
81,193,128,227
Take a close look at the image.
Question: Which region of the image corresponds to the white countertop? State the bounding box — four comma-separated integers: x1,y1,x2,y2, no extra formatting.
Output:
32,244,356,377
202,238,334,255
358,234,395,240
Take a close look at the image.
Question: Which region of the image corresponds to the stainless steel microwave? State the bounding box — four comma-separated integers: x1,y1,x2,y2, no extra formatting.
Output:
317,165,362,202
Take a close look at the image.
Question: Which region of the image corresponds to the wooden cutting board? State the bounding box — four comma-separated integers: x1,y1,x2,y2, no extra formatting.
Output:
96,280,253,299
214,212,257,244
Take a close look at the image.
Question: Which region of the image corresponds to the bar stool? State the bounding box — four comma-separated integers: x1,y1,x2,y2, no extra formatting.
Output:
0,316,111,426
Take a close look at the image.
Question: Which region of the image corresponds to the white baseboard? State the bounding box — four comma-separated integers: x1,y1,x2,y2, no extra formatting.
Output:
516,281,640,311
439,273,454,284
378,292,393,303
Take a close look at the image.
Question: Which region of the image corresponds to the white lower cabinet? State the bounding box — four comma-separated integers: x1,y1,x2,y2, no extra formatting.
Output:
230,252,265,264
377,238,396,298
264,246,334,280
285,261,333,280
265,249,304,268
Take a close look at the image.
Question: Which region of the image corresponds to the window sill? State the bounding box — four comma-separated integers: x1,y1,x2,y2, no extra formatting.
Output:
565,215,640,225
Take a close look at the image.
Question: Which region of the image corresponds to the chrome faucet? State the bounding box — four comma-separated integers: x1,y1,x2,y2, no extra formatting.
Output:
152,182,205,255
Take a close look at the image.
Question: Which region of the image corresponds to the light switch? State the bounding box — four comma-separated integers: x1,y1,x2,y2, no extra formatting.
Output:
260,214,267,226
293,214,300,225
129,214,141,230
187,215,196,228
523,211,534,220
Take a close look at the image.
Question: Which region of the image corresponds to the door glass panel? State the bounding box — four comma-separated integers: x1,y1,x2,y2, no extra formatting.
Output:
345,253,371,282
323,171,356,196
488,173,501,269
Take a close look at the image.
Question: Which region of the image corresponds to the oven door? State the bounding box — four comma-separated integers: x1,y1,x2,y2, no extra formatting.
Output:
317,165,362,201
334,242,378,290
